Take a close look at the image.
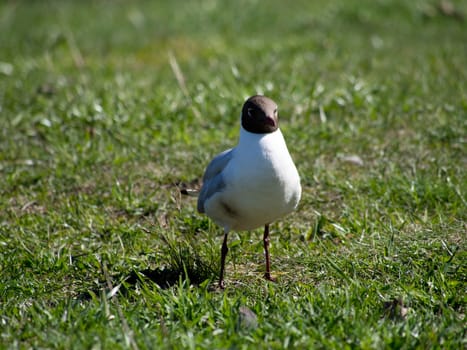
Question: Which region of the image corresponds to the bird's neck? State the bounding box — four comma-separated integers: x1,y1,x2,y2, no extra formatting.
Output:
238,126,285,151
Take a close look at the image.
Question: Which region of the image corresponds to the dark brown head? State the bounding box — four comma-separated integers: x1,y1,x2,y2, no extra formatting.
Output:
241,95,279,134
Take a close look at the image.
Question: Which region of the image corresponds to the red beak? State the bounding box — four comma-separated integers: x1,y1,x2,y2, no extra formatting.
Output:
264,116,276,127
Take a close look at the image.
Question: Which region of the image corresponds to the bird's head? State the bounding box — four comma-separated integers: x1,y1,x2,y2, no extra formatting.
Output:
241,95,279,134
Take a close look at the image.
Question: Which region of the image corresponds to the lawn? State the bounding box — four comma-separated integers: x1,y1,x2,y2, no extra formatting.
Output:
0,0,466,348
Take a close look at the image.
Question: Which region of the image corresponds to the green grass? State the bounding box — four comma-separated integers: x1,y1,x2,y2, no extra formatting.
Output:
1,0,466,348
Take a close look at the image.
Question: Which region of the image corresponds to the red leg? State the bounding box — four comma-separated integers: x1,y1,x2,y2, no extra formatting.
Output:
218,231,229,288
263,224,276,281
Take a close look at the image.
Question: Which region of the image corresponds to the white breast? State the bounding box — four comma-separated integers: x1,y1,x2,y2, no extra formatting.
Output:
204,127,301,231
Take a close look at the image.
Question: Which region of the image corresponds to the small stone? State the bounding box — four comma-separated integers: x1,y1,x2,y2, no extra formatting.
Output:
237,306,258,330
340,154,364,166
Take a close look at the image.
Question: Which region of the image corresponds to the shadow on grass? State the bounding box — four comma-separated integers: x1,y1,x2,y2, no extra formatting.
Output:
125,263,214,289
76,232,217,300
122,238,217,291
78,260,215,301
125,268,182,288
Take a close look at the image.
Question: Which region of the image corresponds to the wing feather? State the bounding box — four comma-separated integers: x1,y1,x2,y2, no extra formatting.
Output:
197,149,233,213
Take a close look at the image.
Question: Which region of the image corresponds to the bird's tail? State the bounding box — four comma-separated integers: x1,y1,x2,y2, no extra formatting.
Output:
180,188,199,197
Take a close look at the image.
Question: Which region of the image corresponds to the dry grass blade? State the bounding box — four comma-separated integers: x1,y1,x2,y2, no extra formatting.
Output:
168,50,201,120
101,259,139,350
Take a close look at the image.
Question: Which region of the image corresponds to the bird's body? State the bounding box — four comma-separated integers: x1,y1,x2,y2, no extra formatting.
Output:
197,95,301,288
199,127,300,231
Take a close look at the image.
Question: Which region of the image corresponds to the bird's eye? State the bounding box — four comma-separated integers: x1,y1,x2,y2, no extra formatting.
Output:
274,108,278,115
247,108,254,117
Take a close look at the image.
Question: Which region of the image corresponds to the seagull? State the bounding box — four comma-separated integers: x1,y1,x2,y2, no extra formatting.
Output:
197,95,301,288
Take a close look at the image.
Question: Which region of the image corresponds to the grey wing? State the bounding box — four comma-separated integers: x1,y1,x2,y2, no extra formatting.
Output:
197,149,233,213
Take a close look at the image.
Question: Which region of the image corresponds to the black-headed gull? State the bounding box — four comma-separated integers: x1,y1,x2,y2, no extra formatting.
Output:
198,95,301,288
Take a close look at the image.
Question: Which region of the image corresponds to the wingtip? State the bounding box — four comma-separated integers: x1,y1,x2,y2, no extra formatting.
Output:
180,188,199,197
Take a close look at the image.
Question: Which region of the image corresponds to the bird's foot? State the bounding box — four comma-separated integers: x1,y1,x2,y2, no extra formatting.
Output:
208,280,226,292
264,273,277,282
